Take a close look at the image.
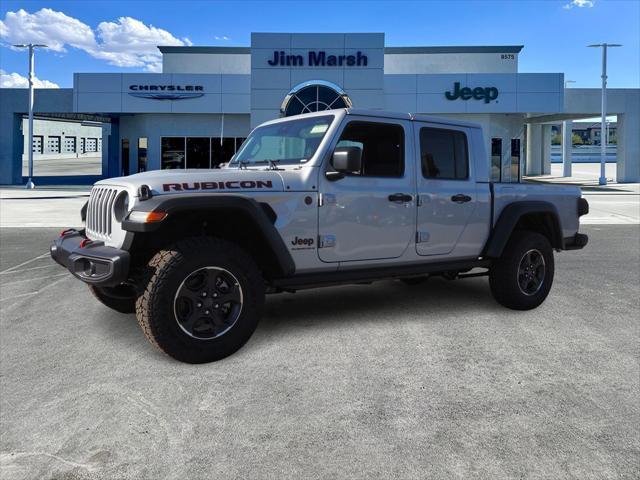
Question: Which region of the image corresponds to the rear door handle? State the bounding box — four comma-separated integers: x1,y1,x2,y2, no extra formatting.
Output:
388,193,413,203
451,194,472,203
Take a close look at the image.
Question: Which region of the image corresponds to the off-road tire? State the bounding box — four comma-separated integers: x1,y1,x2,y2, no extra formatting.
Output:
88,284,136,314
489,230,554,310
135,237,264,363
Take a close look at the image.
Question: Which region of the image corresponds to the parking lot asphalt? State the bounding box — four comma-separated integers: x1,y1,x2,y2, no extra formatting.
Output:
0,226,638,480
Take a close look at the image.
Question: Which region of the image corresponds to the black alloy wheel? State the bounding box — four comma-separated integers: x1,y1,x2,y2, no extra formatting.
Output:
174,266,243,340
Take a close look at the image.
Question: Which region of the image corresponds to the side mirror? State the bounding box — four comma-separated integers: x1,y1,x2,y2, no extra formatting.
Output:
332,146,362,174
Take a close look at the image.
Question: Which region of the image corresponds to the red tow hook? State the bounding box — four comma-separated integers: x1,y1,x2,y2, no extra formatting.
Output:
79,239,93,248
59,228,75,238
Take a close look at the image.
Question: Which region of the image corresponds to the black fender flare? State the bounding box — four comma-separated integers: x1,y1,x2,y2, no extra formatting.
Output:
483,201,563,258
122,195,295,277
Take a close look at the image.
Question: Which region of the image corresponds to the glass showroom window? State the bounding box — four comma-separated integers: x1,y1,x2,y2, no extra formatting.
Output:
281,81,352,117
212,138,236,167
161,137,186,169
121,139,130,176
491,138,502,182
187,137,211,169
161,137,242,169
235,137,246,154
138,138,148,173
510,138,521,183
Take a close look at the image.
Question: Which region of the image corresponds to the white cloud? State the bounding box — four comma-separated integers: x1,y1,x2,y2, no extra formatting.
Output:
0,8,192,72
214,35,230,41
0,69,59,88
0,8,95,52
563,0,595,9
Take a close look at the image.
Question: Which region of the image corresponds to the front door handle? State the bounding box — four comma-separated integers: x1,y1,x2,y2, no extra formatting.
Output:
451,194,472,203
388,193,413,203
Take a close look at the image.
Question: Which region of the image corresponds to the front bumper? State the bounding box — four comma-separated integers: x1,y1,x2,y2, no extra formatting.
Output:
50,229,130,286
564,232,589,250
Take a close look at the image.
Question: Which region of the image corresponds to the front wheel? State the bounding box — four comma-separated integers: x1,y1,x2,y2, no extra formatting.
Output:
489,231,554,310
135,237,264,363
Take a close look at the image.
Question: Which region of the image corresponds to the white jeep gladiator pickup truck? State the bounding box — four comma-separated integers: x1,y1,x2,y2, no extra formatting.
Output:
51,109,589,363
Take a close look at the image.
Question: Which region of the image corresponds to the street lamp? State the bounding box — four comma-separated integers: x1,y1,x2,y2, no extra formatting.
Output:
588,43,622,186
13,43,48,189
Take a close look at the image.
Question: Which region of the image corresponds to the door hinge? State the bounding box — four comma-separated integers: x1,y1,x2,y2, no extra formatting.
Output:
318,234,336,248
416,231,430,243
319,193,336,206
416,194,423,207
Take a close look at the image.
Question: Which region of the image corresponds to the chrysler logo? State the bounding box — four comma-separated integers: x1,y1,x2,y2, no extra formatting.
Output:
128,85,204,100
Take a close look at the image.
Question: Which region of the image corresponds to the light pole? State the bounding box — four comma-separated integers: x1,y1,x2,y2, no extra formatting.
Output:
13,43,48,189
562,80,576,177
588,43,622,186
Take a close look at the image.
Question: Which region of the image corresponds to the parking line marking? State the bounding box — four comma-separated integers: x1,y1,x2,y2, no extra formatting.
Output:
0,264,55,275
0,291,39,301
1,272,68,286
0,275,70,302
0,253,49,274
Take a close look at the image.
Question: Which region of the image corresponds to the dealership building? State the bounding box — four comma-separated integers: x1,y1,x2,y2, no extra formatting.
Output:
0,32,638,185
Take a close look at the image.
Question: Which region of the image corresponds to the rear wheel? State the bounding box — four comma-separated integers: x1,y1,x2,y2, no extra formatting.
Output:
489,230,554,310
135,237,264,363
88,284,136,314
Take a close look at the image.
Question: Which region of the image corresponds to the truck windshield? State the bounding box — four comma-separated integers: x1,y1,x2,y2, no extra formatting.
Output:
231,115,334,166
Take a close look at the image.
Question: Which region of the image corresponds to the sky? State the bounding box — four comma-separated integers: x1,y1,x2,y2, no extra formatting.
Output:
0,0,638,89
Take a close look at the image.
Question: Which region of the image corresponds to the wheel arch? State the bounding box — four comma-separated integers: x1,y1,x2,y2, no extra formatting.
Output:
483,201,563,258
123,195,295,279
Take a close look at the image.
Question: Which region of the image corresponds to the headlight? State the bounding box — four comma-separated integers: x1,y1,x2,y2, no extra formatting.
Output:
126,211,167,223
113,191,130,222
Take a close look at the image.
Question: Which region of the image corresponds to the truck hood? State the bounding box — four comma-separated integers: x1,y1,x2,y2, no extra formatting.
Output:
96,169,286,196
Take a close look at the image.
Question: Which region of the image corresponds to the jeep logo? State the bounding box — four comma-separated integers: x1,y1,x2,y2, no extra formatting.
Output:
445,82,499,104
291,236,314,247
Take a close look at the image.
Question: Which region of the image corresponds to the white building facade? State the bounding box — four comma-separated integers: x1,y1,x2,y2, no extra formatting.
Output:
0,32,638,185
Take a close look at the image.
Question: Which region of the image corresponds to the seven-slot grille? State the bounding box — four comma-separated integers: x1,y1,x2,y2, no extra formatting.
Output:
86,186,119,239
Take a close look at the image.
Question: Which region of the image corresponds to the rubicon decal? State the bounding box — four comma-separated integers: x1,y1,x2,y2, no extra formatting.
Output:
163,180,274,192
